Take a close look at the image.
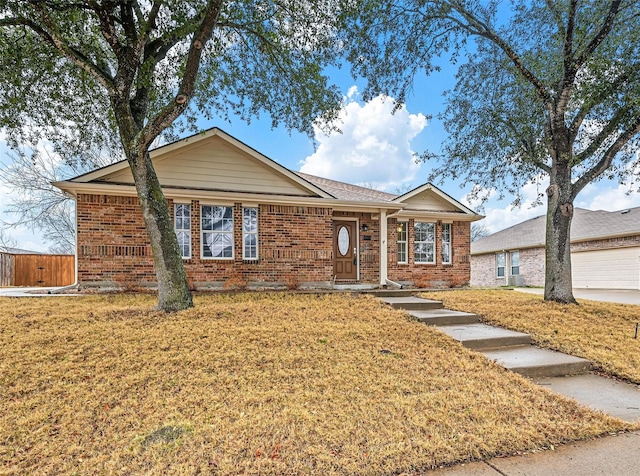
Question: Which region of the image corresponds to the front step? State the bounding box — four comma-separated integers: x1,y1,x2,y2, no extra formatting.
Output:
411,309,480,326
482,346,591,378
380,296,443,310
363,289,415,298
437,324,531,350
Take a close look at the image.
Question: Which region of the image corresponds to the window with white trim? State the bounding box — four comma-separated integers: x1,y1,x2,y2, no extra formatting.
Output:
397,221,408,264
414,222,435,264
201,205,233,259
174,203,191,259
442,223,452,264
510,251,520,276
496,252,505,277
242,207,258,260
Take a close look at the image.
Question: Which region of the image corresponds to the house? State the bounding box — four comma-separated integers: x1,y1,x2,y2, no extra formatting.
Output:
53,128,481,290
471,207,640,289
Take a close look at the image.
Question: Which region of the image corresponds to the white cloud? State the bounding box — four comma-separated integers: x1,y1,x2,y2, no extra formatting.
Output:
576,163,640,211
462,178,548,234
467,163,640,234
299,87,427,191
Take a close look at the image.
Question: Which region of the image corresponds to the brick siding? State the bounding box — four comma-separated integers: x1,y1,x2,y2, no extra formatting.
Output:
471,248,545,287
77,194,333,288
387,218,471,287
76,193,472,289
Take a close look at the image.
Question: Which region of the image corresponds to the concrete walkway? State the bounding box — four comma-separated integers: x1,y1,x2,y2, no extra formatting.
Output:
515,287,640,305
0,286,78,297
377,290,640,474
430,431,640,475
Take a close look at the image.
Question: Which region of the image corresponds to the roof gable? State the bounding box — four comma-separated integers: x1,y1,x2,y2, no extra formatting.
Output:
394,183,477,215
70,128,332,198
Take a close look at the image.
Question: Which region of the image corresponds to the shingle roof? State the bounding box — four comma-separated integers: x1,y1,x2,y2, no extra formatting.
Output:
295,172,398,202
471,206,640,255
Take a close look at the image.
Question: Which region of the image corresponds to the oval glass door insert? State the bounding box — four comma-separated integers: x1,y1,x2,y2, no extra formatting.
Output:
337,226,350,256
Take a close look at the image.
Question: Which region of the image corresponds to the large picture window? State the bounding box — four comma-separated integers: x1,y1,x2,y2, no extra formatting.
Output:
442,223,452,264
397,221,407,264
242,207,258,260
174,203,191,259
414,222,435,264
201,205,234,259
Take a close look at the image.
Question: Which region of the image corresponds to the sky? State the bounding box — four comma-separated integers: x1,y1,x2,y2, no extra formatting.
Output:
2,43,640,251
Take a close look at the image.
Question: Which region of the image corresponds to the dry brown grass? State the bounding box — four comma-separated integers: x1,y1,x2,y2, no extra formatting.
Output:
0,292,630,475
422,289,640,385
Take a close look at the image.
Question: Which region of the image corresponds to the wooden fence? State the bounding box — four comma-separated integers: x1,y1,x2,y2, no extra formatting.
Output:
0,253,75,287
0,253,13,287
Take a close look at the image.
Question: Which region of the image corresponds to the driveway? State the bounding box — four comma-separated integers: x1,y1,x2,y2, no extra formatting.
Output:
0,286,78,297
515,287,640,305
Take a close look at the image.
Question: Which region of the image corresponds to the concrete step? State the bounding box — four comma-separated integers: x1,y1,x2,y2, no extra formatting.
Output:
482,346,591,378
411,309,481,326
436,324,531,350
363,289,415,297
380,296,444,310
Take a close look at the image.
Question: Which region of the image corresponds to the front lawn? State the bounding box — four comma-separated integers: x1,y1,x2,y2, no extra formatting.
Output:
0,292,629,475
422,289,640,384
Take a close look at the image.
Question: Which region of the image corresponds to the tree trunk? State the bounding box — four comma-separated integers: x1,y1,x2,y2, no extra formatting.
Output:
543,167,577,304
128,149,193,312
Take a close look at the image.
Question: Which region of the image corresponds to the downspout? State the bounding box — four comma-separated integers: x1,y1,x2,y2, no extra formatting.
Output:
48,192,79,294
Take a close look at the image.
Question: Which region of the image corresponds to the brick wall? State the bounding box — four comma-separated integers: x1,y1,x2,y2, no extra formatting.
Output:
77,193,473,289
572,234,640,252
77,194,333,288
471,248,545,287
387,218,471,287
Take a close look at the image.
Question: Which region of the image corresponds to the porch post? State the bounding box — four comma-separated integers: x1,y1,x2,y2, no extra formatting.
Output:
380,209,388,285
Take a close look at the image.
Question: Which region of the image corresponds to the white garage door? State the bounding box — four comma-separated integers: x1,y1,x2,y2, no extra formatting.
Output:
572,247,640,289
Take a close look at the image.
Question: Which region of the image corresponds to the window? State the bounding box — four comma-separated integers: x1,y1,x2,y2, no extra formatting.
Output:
510,251,520,276
201,205,233,259
242,207,258,260
414,222,435,264
442,223,452,264
496,252,505,277
397,221,407,263
174,203,191,259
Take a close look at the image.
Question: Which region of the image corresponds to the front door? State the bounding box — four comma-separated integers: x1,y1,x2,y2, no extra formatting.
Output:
334,221,357,280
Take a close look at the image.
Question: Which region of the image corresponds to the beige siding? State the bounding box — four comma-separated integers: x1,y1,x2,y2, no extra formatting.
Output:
572,247,640,290
101,136,314,196
401,191,460,211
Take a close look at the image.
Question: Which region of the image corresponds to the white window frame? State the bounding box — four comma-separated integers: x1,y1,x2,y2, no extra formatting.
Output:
397,221,408,264
414,221,435,264
442,223,452,264
510,250,520,276
242,207,258,260
201,205,234,260
174,203,191,259
496,252,506,277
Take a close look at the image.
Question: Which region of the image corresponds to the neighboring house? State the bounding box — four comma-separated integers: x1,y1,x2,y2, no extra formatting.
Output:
0,247,74,287
471,207,640,290
53,128,481,290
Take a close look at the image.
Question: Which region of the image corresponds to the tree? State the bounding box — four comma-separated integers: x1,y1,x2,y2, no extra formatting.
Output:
0,1,343,311
471,222,490,242
345,0,640,303
1,146,115,254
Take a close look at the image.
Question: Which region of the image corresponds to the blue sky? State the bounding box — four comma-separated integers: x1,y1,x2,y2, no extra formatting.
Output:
2,51,640,251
